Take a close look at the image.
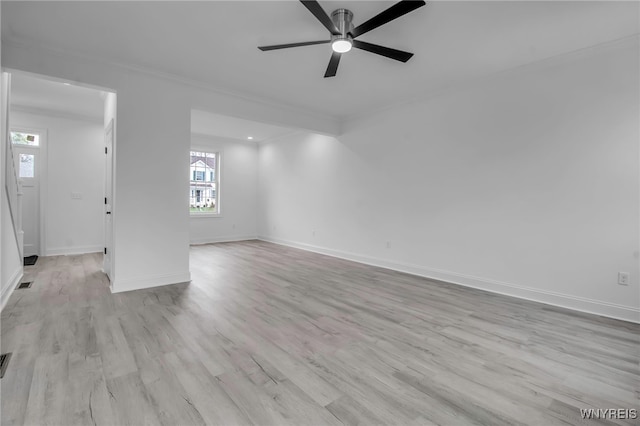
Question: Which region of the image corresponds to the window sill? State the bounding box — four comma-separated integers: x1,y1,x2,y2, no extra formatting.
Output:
190,214,223,219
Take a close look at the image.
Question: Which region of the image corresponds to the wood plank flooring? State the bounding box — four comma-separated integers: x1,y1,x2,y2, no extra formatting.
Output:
1,240,638,425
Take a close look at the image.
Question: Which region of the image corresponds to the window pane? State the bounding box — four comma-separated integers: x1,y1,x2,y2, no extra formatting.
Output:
19,154,35,178
11,132,39,146
190,150,218,214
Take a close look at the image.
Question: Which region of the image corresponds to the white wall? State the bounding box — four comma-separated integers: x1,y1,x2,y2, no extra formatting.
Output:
11,110,104,255
259,37,640,322
1,70,23,310
190,134,258,244
0,192,21,309
0,6,21,311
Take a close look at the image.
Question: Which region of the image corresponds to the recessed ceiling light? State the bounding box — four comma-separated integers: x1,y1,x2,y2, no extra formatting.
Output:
247,136,254,140
63,83,71,86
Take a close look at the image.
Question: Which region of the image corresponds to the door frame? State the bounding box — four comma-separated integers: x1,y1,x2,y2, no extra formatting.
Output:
10,126,47,257
103,118,115,284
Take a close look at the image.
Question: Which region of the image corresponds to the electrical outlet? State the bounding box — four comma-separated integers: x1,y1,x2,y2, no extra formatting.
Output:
312,230,316,237
71,192,83,200
386,241,391,249
618,272,629,286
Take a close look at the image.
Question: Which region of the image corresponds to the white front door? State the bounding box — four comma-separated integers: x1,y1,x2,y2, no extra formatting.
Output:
12,134,41,256
103,119,114,279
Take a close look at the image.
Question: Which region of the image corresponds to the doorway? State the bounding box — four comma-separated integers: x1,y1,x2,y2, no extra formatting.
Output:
10,129,43,257
104,119,114,280
7,72,115,277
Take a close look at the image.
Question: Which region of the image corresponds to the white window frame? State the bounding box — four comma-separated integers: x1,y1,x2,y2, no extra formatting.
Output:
189,148,221,218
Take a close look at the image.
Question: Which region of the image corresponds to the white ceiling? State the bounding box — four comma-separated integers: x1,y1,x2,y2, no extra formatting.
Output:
3,1,638,119
10,73,105,120
192,109,296,142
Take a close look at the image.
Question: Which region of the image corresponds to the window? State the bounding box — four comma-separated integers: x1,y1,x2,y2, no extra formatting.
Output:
190,150,219,215
19,153,35,178
11,131,40,146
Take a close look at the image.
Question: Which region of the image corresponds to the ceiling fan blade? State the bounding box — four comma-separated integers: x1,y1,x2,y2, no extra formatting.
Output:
258,40,330,51
300,0,341,35
350,0,426,38
353,40,414,62
324,52,341,78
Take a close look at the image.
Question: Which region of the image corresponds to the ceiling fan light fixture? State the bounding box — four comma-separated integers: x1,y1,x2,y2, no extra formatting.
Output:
257,1,426,77
331,38,352,53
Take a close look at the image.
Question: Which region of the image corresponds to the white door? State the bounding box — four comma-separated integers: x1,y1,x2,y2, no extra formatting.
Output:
103,119,114,279
12,136,40,256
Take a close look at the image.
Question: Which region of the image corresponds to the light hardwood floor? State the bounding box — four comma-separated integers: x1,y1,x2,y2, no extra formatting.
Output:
1,240,638,425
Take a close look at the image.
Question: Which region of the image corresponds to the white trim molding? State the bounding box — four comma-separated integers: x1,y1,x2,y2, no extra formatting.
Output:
45,245,104,256
111,271,191,294
1,267,24,312
259,236,640,324
190,235,257,246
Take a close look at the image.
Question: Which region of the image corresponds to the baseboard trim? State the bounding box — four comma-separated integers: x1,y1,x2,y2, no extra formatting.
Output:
190,235,257,245
111,271,191,294
46,245,103,256
258,236,640,324
1,266,24,312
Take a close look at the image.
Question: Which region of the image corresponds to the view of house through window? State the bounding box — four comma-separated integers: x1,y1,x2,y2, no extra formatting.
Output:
190,150,219,214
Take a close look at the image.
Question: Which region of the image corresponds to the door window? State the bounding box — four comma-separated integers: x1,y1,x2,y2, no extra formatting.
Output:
19,153,35,178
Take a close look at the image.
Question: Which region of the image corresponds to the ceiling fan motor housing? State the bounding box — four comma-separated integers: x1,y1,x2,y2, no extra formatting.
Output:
331,9,354,43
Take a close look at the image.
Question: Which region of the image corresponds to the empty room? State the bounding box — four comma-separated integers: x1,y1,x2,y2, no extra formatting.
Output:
0,1,638,425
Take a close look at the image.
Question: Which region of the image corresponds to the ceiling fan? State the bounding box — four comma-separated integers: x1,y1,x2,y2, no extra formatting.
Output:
258,0,426,78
